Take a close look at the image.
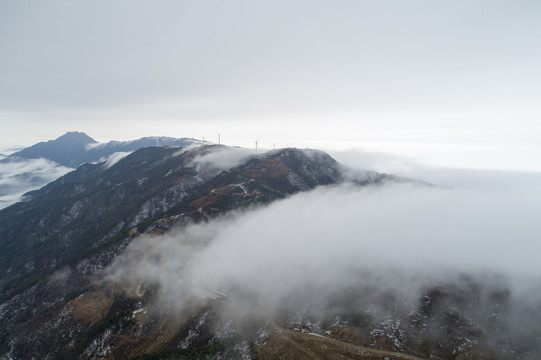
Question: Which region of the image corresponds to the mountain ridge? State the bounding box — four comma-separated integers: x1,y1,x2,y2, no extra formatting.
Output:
0,145,360,296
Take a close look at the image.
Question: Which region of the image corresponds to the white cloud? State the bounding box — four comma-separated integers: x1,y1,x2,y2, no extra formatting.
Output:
102,155,541,356
0,158,72,209
186,146,256,173
331,148,541,191
107,178,541,315
100,151,132,169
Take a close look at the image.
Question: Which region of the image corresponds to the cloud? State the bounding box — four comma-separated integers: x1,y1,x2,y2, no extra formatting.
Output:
99,151,132,169
188,182,541,295
331,148,541,191
185,146,256,173
0,158,72,209
107,178,541,309
104,164,541,356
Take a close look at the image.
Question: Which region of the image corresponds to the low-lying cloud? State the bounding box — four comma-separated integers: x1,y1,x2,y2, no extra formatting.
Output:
107,178,541,310
0,158,72,209
103,150,541,356
186,145,257,173
99,151,132,169
331,148,541,192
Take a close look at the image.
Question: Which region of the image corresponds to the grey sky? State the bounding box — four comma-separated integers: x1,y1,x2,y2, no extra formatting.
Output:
1,0,540,170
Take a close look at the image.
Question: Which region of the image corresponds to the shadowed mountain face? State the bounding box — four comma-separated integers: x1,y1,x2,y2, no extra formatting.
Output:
0,144,538,360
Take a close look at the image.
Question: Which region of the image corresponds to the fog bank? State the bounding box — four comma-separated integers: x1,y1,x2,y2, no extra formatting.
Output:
0,158,72,209
107,180,541,312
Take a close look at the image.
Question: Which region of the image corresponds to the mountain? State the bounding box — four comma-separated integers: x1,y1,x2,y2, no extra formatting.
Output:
6,132,97,168
0,144,399,359
0,144,538,360
0,146,348,290
7,131,203,168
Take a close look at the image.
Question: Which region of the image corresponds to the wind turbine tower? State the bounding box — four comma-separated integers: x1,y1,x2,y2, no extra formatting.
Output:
255,139,259,153
218,133,221,145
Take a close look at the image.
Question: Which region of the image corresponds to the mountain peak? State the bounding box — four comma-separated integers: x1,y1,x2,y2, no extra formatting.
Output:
55,131,97,144
8,132,98,167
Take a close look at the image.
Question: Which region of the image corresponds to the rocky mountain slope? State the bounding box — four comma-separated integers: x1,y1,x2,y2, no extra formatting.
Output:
0,144,538,360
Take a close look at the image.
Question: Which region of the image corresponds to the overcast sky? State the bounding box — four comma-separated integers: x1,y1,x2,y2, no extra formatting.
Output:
1,0,540,171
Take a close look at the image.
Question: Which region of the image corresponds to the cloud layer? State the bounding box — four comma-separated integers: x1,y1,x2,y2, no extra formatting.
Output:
107,178,541,315
185,145,256,173
0,158,72,209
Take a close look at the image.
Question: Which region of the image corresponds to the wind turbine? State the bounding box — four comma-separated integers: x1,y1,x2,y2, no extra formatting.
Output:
255,139,259,153
218,133,221,145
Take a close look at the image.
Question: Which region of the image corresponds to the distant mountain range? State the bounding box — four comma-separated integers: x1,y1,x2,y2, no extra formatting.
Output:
6,131,203,168
0,132,205,209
